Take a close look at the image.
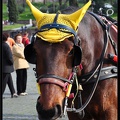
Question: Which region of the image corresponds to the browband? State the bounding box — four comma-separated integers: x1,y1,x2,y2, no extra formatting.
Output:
39,23,77,37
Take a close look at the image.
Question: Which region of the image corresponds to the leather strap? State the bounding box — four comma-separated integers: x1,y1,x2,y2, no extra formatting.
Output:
37,74,72,84
78,66,117,85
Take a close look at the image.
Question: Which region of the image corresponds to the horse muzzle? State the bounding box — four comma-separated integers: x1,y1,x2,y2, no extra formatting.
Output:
36,96,62,120
36,74,73,119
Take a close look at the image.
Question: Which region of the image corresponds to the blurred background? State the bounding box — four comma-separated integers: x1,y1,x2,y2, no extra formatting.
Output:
2,0,117,40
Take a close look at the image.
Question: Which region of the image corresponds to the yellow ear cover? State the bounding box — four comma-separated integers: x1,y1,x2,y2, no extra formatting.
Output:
26,0,91,43
26,0,44,28
68,0,92,26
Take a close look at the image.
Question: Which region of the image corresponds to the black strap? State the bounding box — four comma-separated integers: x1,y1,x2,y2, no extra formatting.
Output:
88,11,117,55
39,23,77,36
79,66,117,85
87,11,107,29
53,12,60,23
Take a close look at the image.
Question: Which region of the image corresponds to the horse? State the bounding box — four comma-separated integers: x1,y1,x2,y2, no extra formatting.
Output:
24,0,117,120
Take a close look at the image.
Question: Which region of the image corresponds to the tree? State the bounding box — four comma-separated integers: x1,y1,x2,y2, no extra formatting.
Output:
22,0,25,11
43,0,46,4
8,0,18,23
68,0,78,7
59,0,62,7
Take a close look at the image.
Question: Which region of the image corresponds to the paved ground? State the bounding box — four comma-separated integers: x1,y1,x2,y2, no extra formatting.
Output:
2,64,68,120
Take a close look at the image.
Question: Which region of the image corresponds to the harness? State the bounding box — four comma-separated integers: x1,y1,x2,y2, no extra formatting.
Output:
25,11,117,118
78,12,118,85
69,12,117,115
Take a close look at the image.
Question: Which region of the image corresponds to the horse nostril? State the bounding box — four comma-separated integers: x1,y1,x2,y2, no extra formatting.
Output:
52,104,62,119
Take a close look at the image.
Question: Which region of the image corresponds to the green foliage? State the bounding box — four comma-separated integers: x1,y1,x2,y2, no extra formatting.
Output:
8,0,18,22
69,0,79,7
18,13,34,20
3,24,25,31
3,1,117,21
40,5,58,13
112,2,118,13
18,6,25,14
2,3,8,20
39,5,48,13
18,2,44,20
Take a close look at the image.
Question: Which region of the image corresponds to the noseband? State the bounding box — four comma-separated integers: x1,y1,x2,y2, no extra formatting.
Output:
37,74,73,90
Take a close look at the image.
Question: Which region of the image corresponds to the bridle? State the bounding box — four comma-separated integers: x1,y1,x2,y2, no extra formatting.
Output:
32,12,82,90
31,12,83,116
30,11,117,118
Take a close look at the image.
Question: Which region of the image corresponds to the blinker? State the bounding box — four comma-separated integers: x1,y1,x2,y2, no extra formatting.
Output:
24,44,36,64
74,45,82,66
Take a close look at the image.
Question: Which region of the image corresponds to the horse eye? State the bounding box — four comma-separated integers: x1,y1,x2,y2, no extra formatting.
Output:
69,49,74,56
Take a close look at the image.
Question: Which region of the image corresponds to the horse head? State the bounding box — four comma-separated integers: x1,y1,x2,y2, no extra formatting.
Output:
25,0,117,120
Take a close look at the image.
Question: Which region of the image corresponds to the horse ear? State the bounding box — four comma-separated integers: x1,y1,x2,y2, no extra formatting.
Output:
24,44,36,64
26,0,44,26
68,0,91,29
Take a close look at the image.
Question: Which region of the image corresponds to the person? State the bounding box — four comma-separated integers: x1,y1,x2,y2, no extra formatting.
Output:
6,33,15,50
2,33,18,98
12,33,30,96
22,31,30,47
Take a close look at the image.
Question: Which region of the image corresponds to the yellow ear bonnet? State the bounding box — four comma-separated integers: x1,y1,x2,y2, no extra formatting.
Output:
26,0,91,42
